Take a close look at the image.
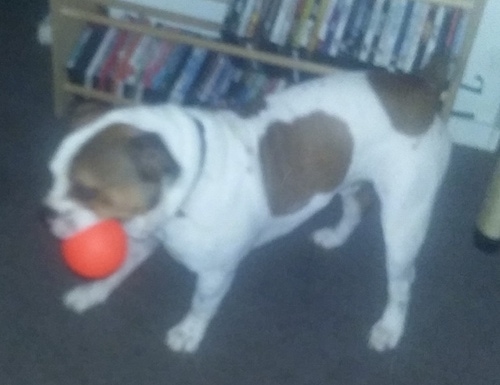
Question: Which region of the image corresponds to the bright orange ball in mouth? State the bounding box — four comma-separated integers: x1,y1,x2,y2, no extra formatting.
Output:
61,219,127,279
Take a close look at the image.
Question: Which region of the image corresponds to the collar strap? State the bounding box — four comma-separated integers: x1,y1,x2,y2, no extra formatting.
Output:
193,118,206,178
175,117,206,216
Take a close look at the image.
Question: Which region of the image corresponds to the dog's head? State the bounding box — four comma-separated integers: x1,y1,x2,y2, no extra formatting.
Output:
43,104,180,239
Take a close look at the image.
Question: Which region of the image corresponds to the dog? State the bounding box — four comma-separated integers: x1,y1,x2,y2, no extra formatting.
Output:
44,68,451,353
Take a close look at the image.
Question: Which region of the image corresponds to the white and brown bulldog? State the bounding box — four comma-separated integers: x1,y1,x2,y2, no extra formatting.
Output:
44,68,451,353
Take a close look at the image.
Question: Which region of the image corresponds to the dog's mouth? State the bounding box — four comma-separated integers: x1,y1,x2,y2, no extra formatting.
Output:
39,204,99,240
48,217,81,239
41,212,79,239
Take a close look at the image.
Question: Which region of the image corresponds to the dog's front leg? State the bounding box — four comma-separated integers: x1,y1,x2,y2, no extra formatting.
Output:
166,268,235,353
64,238,156,313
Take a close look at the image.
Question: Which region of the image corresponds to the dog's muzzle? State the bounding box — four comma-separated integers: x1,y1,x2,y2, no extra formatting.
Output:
39,204,80,239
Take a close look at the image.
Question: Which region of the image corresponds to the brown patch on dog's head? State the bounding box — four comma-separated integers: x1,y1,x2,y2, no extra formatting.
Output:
368,68,445,136
259,112,353,216
69,124,180,221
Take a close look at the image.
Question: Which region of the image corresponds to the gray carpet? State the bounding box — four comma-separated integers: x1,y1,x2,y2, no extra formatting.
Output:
2,1,500,384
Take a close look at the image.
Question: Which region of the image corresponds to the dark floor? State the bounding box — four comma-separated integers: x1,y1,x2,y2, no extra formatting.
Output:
2,2,500,384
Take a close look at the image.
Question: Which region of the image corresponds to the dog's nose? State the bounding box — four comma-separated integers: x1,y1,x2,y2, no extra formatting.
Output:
38,205,57,223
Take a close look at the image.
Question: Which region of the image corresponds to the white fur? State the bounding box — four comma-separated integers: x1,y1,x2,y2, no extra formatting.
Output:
46,72,451,353
37,15,52,46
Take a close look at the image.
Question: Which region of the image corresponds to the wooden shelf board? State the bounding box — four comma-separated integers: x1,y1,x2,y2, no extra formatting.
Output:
63,82,135,105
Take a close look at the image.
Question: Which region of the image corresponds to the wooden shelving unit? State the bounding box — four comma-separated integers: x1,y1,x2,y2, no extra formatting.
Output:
50,0,486,119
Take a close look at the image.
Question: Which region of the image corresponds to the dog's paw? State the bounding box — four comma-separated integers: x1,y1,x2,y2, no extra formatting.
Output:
63,283,110,313
166,316,207,353
311,227,346,249
368,317,404,352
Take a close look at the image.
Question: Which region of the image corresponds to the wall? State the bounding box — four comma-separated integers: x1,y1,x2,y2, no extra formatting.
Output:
123,0,229,23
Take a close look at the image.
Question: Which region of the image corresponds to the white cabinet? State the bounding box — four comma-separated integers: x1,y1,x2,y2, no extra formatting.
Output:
448,0,500,152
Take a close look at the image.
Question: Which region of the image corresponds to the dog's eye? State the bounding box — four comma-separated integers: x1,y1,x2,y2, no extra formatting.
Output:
70,182,98,202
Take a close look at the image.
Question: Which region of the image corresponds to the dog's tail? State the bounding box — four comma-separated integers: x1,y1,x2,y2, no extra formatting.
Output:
417,54,452,109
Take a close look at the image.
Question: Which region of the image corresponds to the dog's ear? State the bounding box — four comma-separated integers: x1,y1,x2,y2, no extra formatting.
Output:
128,132,180,182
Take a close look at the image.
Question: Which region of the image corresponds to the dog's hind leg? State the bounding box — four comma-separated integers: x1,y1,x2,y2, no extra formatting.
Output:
63,239,156,313
368,153,446,351
312,183,371,249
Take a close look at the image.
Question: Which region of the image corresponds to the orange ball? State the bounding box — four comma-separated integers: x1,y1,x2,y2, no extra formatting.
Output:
61,219,127,279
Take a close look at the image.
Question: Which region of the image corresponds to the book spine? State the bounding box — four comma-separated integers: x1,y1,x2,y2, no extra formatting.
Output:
450,9,467,58
444,8,461,52
208,59,238,105
433,8,454,58
399,2,431,73
341,0,373,57
93,28,121,90
338,0,362,54
262,0,283,44
291,0,315,48
373,1,409,69
389,1,414,71
169,47,209,104
358,0,387,62
125,35,156,100
139,39,172,95
363,0,391,63
245,0,264,40
66,25,93,70
315,0,338,52
113,31,142,96
223,0,248,37
403,4,435,73
67,24,106,85
97,29,129,92
84,27,117,89
195,54,228,103
328,0,355,56
412,6,438,71
298,0,322,49
144,44,191,103
237,0,257,38
305,0,331,52
270,0,299,46
421,5,446,68
319,0,342,53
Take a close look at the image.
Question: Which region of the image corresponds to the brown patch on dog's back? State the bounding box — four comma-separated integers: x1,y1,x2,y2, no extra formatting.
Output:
70,124,179,220
260,112,353,216
368,71,442,136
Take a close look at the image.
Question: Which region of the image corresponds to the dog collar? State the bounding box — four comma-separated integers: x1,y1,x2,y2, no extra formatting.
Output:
175,117,206,217
191,117,207,192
